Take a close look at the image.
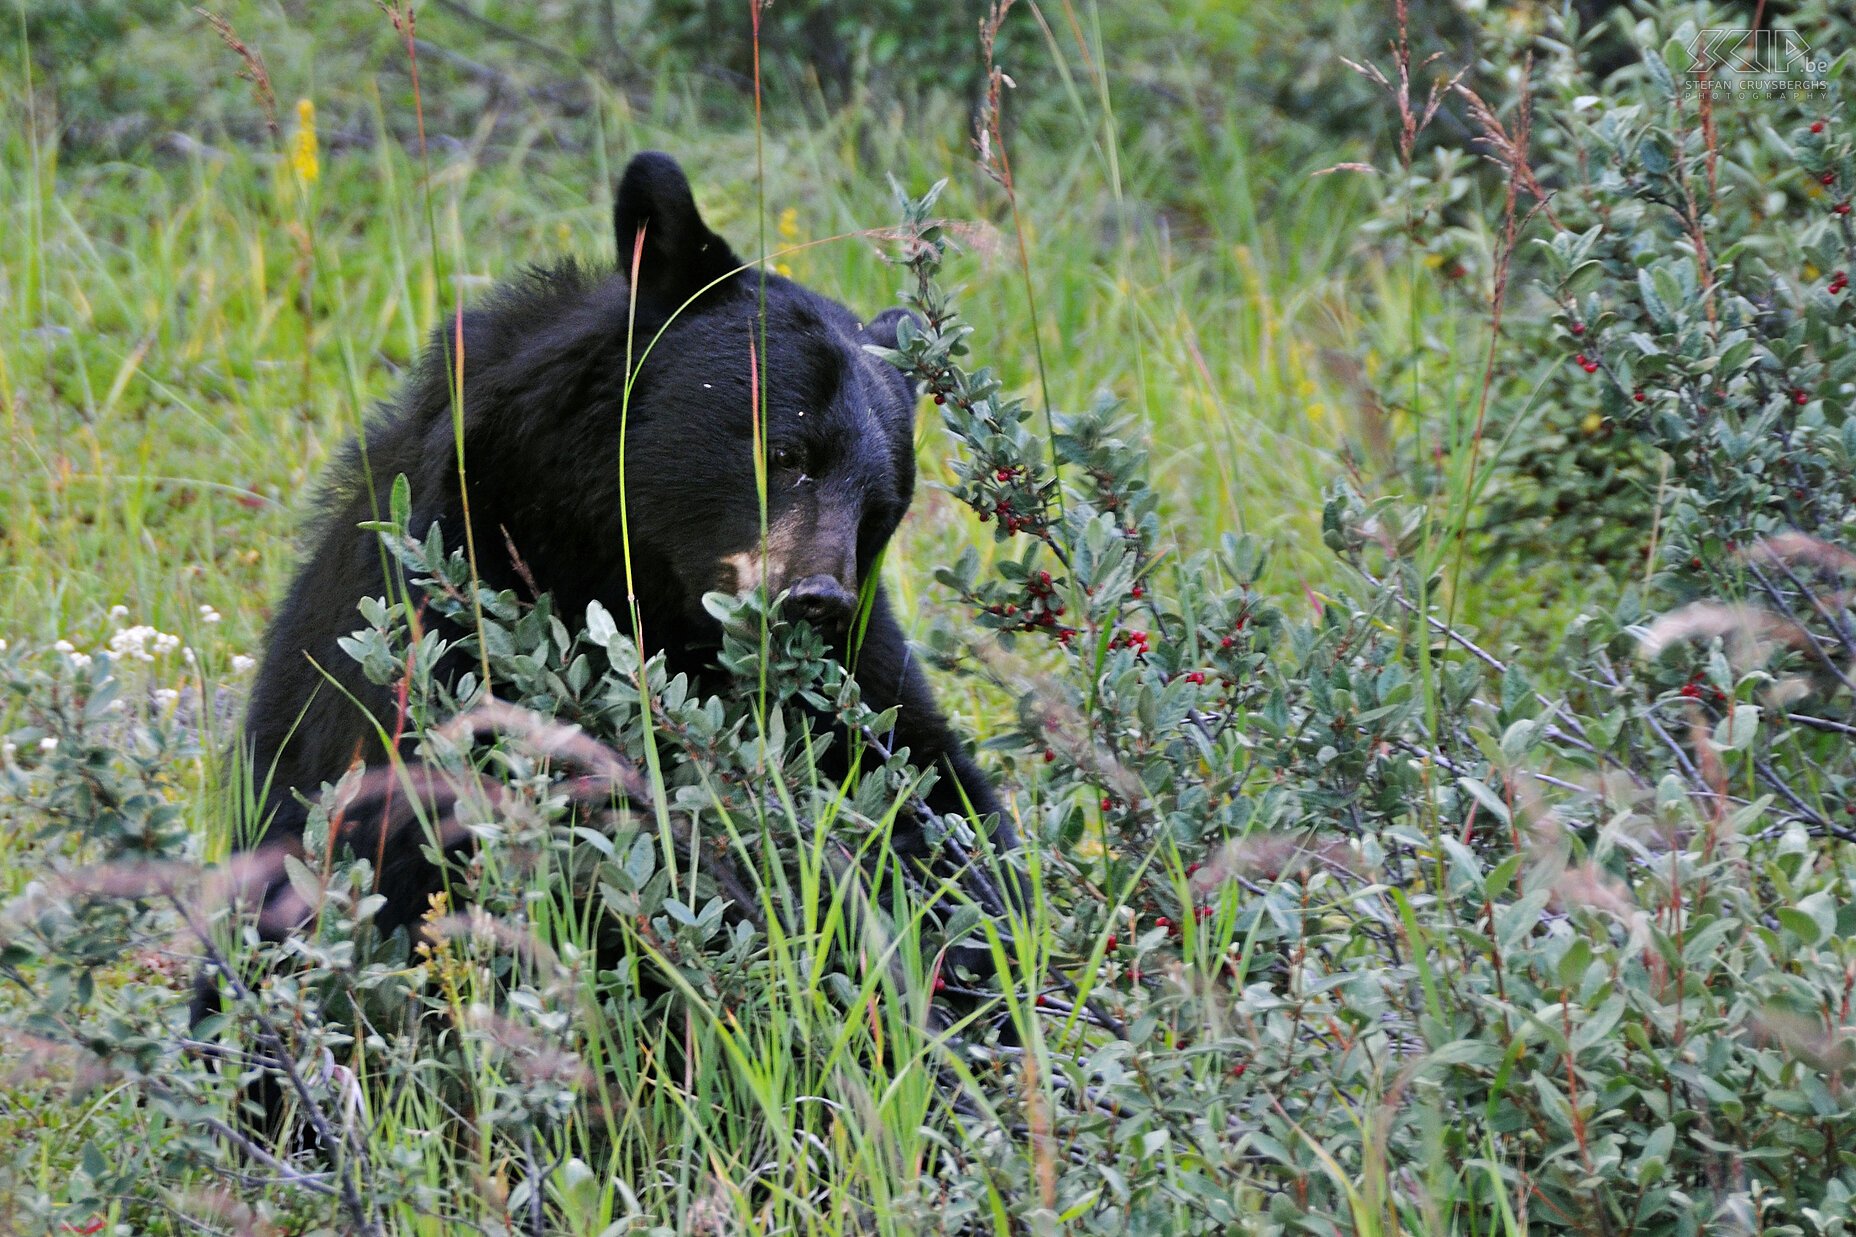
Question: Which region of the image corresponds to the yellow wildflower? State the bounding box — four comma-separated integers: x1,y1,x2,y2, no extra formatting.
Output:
1582,411,1604,435
778,206,799,243
775,262,793,278
290,98,319,187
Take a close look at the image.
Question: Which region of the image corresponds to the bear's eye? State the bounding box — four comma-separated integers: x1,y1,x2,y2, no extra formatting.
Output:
768,444,805,475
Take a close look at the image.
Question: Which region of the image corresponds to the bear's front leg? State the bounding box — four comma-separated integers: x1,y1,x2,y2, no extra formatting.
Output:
847,589,1020,879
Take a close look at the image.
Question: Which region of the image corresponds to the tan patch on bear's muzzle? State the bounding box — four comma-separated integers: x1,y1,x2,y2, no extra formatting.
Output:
719,510,804,597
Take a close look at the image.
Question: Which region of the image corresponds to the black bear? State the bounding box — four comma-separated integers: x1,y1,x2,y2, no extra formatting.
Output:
230,151,1016,951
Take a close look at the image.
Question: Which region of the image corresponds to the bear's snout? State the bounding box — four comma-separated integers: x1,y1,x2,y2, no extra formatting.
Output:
782,573,857,630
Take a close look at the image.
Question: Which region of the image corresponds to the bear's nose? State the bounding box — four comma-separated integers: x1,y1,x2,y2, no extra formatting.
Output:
783,574,856,629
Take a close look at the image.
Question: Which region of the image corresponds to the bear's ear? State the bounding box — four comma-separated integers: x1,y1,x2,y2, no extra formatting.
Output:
862,307,922,353
614,152,742,310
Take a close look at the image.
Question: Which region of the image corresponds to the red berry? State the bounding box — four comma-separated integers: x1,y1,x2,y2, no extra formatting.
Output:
1571,321,1586,336
934,393,946,405
1131,585,1144,599
1154,916,1170,929
1042,750,1055,763
1101,797,1114,811
1794,389,1810,405
1689,556,1703,569
1004,603,1017,615
1105,933,1118,952
1197,905,1213,920
1038,570,1052,588
1823,172,1838,186
1574,353,1588,366
1220,635,1236,649
1186,671,1206,684
1812,121,1827,134
1582,361,1599,374
933,975,947,993
1231,1062,1247,1078
1633,390,1646,402
977,511,991,523
1837,203,1852,215
1680,684,1701,699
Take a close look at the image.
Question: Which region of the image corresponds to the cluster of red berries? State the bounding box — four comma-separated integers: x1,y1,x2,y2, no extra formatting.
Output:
1677,671,1727,706
1574,352,1600,375
982,495,1041,535
1114,628,1152,654
986,568,1077,642
1214,612,1253,651
1830,271,1849,295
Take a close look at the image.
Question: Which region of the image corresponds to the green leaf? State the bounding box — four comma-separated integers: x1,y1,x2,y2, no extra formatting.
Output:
586,600,619,650
391,471,411,530
1777,905,1823,946
1711,705,1758,752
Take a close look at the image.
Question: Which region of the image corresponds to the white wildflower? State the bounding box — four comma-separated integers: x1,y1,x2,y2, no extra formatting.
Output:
154,688,180,708
199,604,222,624
53,640,74,654
231,654,256,674
108,604,128,621
182,647,196,667
108,625,175,662
71,652,92,670
39,737,58,753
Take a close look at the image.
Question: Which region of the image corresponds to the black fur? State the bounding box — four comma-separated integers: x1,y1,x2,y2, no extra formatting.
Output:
231,151,1014,953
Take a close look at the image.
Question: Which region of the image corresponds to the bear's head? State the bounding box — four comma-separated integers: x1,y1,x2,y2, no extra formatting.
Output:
608,152,921,635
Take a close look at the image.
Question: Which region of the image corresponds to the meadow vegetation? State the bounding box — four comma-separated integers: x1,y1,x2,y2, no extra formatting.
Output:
4,0,1856,1232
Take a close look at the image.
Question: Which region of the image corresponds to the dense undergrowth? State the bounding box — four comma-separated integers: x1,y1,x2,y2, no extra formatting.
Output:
5,0,1856,1233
